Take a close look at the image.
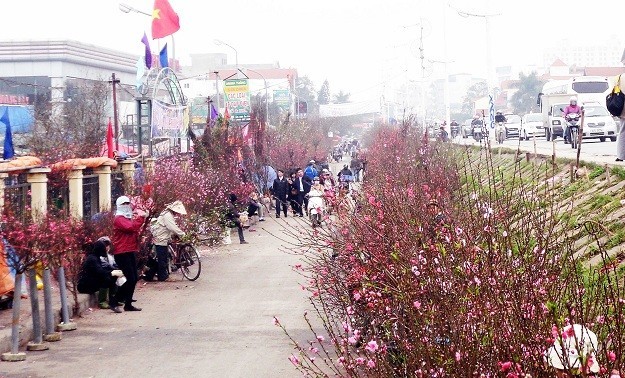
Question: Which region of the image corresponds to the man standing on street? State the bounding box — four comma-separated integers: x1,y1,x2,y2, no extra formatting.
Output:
271,169,289,218
292,169,306,217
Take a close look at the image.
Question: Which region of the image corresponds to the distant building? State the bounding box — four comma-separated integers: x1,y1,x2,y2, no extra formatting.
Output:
543,37,623,68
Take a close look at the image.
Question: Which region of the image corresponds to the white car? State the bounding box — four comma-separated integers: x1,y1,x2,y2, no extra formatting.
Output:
580,103,617,142
520,113,545,140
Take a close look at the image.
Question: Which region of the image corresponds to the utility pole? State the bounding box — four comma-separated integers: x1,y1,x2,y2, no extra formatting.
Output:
110,73,120,151
419,20,427,131
214,71,221,111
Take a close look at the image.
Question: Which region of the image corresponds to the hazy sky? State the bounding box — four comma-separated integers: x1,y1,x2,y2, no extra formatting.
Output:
2,0,623,102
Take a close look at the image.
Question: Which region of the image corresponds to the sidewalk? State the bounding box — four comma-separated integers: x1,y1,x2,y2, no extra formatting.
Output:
0,212,313,377
0,274,95,354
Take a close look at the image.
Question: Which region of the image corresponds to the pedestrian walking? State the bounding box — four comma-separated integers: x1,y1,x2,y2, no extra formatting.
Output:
111,195,147,313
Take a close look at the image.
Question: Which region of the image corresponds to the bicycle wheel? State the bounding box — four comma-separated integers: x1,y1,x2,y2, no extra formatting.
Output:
168,245,177,274
179,245,201,281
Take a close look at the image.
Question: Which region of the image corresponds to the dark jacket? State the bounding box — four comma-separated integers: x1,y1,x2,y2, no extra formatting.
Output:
77,241,115,294
290,176,307,196
271,177,289,200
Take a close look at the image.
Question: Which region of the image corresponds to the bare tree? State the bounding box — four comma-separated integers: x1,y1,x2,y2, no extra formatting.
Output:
28,78,109,163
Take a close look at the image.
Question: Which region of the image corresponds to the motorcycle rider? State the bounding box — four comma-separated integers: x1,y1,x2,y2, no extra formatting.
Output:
450,119,459,138
495,111,507,142
563,96,582,144
306,177,325,226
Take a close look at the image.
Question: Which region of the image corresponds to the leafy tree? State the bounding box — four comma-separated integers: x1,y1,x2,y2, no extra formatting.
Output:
318,79,330,105
333,90,351,104
461,81,488,115
510,72,544,115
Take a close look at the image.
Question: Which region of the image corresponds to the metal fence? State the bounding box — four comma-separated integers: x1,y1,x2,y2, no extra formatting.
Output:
4,173,30,221
111,171,125,201
82,169,100,219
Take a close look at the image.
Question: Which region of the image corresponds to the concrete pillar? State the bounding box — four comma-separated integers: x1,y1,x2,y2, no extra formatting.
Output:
144,158,156,176
26,168,51,223
93,163,114,212
68,166,86,220
120,159,136,194
0,173,8,212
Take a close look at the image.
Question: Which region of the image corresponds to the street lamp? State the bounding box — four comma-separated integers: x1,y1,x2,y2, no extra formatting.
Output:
119,3,151,16
214,39,239,70
243,68,269,126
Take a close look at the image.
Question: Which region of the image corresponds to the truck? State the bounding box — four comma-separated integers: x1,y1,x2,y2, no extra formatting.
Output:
538,76,612,141
538,93,570,141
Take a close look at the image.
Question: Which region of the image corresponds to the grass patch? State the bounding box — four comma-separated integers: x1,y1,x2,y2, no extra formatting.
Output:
589,194,615,211
588,166,606,180
611,166,625,180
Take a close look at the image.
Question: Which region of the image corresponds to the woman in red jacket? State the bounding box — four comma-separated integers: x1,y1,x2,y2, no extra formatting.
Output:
111,195,147,313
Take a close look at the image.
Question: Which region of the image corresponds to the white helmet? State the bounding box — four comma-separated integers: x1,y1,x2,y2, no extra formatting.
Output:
115,196,131,207
570,96,577,104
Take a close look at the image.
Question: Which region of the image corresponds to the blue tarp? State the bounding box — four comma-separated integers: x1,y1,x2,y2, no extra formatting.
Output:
0,106,34,134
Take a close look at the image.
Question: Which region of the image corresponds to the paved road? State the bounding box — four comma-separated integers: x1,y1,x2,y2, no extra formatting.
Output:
0,218,312,378
454,133,621,165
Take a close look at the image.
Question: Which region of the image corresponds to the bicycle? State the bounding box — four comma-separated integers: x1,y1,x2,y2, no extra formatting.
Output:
167,239,202,281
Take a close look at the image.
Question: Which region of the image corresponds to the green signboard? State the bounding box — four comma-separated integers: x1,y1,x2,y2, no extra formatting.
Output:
224,79,251,122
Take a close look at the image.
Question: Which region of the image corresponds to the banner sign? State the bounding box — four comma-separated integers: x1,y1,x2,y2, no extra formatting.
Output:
273,89,290,111
151,99,187,137
224,79,251,122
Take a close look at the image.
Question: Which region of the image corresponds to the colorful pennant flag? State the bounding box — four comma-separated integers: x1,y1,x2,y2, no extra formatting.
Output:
159,43,169,68
207,102,219,127
106,118,114,158
1,109,14,159
141,33,152,69
152,0,180,39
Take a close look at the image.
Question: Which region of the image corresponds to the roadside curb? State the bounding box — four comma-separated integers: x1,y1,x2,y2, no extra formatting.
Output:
0,292,96,356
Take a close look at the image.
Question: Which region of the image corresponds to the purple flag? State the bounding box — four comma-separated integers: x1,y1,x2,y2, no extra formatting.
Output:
141,33,152,69
208,103,219,127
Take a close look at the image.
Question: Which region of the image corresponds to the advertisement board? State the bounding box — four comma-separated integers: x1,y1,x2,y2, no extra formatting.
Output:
224,79,251,122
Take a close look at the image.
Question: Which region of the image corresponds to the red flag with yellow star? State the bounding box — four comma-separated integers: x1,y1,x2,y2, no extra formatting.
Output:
152,0,180,39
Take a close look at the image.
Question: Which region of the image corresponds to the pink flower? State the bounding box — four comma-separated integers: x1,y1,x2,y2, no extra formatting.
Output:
272,317,279,326
455,351,461,361
413,301,421,309
499,361,512,372
353,292,361,301
288,354,300,365
367,359,376,368
355,357,365,365
348,336,358,345
317,335,325,342
347,306,354,315
608,351,616,362
365,340,379,353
